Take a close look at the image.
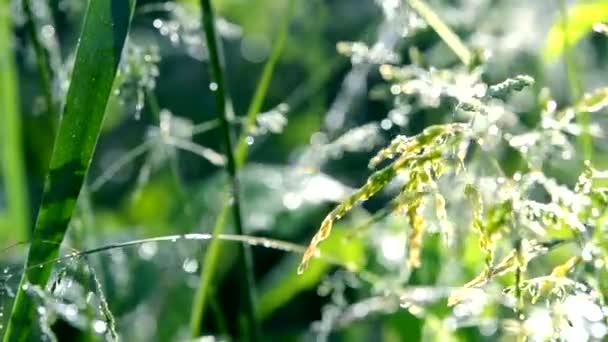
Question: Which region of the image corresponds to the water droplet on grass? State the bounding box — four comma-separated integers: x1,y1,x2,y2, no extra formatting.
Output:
182,258,198,273
93,320,107,334
209,82,218,91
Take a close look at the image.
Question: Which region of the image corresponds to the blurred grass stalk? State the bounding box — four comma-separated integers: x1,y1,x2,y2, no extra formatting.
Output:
190,0,294,338
406,0,472,66
2,0,136,340
557,0,592,161
0,0,30,242
22,0,59,129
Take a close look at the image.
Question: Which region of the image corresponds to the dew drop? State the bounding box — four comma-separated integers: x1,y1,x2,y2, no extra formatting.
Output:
138,242,158,260
246,136,254,145
209,82,218,91
64,304,78,320
182,258,199,273
380,118,393,130
153,19,163,29
93,320,108,334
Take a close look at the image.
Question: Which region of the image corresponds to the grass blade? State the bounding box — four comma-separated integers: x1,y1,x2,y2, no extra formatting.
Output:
189,0,294,337
2,0,136,340
0,0,30,243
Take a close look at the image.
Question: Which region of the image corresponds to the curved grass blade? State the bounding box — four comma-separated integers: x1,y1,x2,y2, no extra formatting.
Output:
0,0,30,243
2,1,136,340
189,0,294,337
544,0,608,61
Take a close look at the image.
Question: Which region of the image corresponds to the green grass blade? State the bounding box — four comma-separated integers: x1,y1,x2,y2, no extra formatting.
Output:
0,0,30,243
2,0,136,340
189,1,294,337
543,0,608,61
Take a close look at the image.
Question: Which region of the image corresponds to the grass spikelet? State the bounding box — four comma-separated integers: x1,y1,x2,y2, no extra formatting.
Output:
298,165,397,273
448,249,519,306
533,256,580,303
299,123,468,273
464,184,494,270
434,192,453,245
368,135,409,169
407,200,426,268
575,87,608,113
449,240,558,306
487,75,535,98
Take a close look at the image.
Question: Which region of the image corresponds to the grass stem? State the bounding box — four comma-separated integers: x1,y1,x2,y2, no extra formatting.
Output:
406,0,472,66
190,0,260,339
557,0,592,161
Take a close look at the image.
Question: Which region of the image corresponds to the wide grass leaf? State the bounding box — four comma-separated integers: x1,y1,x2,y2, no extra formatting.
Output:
544,0,608,61
2,0,136,340
0,0,29,243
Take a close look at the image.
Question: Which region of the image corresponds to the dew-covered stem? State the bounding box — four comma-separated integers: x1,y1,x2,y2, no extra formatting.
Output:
190,0,295,337
189,0,259,339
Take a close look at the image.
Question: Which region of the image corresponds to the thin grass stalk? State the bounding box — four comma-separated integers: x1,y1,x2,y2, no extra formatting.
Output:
22,0,59,128
2,1,136,340
190,0,258,339
234,0,295,165
406,0,472,66
0,0,30,242
145,89,195,226
189,1,294,337
557,0,592,161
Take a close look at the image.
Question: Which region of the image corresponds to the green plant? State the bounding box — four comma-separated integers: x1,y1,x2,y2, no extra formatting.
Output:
0,0,29,243
2,0,608,340
2,0,135,340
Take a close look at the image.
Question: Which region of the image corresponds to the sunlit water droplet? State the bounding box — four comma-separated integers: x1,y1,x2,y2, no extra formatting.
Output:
380,118,392,130
64,304,78,320
93,320,107,334
246,136,254,145
138,242,158,260
182,258,199,273
209,82,218,91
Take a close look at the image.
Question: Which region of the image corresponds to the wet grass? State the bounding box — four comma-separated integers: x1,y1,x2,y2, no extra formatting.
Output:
2,1,136,340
